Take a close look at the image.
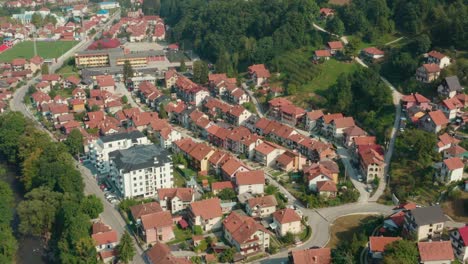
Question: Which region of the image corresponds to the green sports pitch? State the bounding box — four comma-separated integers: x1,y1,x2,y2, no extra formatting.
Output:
0,41,79,62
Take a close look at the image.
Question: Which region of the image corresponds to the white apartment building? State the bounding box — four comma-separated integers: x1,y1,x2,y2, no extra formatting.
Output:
87,131,150,174
109,144,173,198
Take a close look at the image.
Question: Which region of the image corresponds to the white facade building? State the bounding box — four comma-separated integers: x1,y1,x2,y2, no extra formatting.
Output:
109,144,173,198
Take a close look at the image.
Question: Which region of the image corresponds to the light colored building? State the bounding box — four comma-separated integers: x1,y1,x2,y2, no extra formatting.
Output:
91,221,118,262
438,157,464,184
254,142,286,167
188,198,223,233
450,226,468,263
141,211,174,243
403,206,447,241
223,212,270,255
358,145,385,183
427,50,451,69
272,208,302,236
416,64,441,83
246,195,277,218
157,188,195,214
235,170,265,195
109,144,173,198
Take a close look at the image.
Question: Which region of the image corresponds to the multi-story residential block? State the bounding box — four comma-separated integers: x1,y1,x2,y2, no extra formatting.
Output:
450,226,468,263
223,212,270,255
157,188,195,214
109,144,173,198
86,130,150,174
403,206,447,241
187,198,223,233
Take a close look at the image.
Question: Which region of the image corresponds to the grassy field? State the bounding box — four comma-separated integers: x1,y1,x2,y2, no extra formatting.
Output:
349,33,402,51
0,41,79,62
56,64,80,77
442,191,468,222
327,215,378,248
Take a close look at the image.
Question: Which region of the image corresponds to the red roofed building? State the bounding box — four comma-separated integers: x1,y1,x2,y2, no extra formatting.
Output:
211,181,234,195
330,116,355,138
316,180,338,198
401,93,431,111
419,110,449,133
254,141,286,167
320,113,344,133
416,63,441,83
91,221,118,253
96,75,115,93
157,188,195,214
358,144,385,183
368,236,401,259
246,195,277,218
319,7,335,18
327,41,344,54
450,226,468,262
31,91,52,108
235,170,265,195
140,210,174,243
428,50,451,69
314,49,331,61
439,157,464,183
290,247,332,264
188,198,223,232
440,97,463,121
221,158,250,180
305,110,324,131
272,208,302,236
222,212,271,255
42,74,62,86
303,160,339,191
362,47,385,59
418,241,454,263
248,64,270,87
146,242,191,264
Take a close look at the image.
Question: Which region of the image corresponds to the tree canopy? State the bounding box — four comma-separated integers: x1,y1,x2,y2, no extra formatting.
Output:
117,232,136,264
383,240,419,264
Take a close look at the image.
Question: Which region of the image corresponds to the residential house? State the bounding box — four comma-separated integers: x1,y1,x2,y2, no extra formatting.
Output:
316,180,338,198
361,47,384,60
275,150,306,172
403,205,447,241
314,50,331,61
272,208,302,236
438,157,464,184
305,110,324,131
91,221,118,255
235,170,265,195
70,99,86,112
36,81,51,93
146,242,191,264
418,241,454,264
72,88,87,100
11,58,28,71
221,158,250,180
438,76,463,98
320,113,344,134
303,160,339,191
419,110,449,133
330,117,355,138
245,195,277,218
140,210,174,243
254,142,286,167
207,150,232,176
443,145,467,159
96,75,115,93
29,55,43,73
320,7,335,18
157,188,195,214
327,41,344,55
280,104,306,126
368,236,401,259
223,212,270,255
416,64,441,83
343,126,367,147
226,105,252,126
188,198,223,232
290,247,331,264
64,75,81,89
130,202,163,225
30,91,52,109
42,74,62,86
401,93,431,111
358,144,385,183
450,226,468,263
211,181,234,195
440,97,463,121
248,64,270,87
427,50,451,69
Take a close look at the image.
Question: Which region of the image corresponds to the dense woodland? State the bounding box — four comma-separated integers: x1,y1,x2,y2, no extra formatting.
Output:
0,112,103,263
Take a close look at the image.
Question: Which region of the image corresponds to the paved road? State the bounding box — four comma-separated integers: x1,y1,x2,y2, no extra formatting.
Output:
242,83,264,118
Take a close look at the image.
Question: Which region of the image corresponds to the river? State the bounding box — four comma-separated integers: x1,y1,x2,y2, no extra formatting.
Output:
2,162,46,264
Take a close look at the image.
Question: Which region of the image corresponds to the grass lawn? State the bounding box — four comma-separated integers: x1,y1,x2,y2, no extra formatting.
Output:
327,215,379,248
54,88,73,98
0,41,79,62
173,169,186,187
56,64,80,77
168,225,193,245
442,191,468,223
349,33,402,51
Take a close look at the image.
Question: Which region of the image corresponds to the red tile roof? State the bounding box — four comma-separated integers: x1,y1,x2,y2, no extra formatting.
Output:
247,195,277,209
333,117,355,129
211,181,234,191
190,198,222,220
223,212,269,244
442,97,463,110
42,74,61,82
306,110,324,121
369,236,401,253
458,226,468,246
248,64,270,78
315,49,332,57
92,221,112,234
236,170,265,185
401,93,430,104
353,136,376,146
443,157,464,170
363,47,384,56
254,142,278,155
141,211,173,230
11,58,26,66
428,50,447,60
157,188,194,202
427,110,449,126
221,158,247,176
130,202,162,220
327,41,343,50
423,63,441,73
316,180,337,192
92,229,118,246
291,248,331,264
418,241,454,262
322,113,343,124
273,208,301,224
146,242,191,264
96,75,115,87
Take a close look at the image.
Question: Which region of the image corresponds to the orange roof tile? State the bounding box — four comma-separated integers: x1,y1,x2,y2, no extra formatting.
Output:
190,198,222,220
369,236,401,253
236,170,265,185
273,208,301,224
418,241,454,262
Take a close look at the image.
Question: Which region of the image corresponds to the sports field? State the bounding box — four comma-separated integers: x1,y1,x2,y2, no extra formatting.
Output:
0,41,79,62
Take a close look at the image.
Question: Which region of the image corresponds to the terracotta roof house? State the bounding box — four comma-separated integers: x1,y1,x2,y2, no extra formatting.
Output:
157,188,195,214
362,47,384,59
211,181,235,195
358,145,385,183
188,198,223,232
248,64,270,87
290,247,331,264
91,221,118,253
368,236,402,259
305,110,324,131
272,208,302,236
314,49,331,61
316,180,338,198
427,50,451,69
319,7,335,18
246,195,277,218
419,110,449,133
416,63,441,83
439,157,465,183
418,241,454,263
146,242,191,264
130,202,163,223
235,170,265,195
222,212,270,255
221,158,250,180
96,75,115,93
140,211,174,243
327,41,344,54
303,160,339,191
401,93,431,110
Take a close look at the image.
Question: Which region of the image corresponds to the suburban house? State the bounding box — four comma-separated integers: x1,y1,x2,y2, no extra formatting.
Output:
401,93,431,111
419,110,449,133
427,50,451,69
245,195,277,218
130,202,163,224
343,126,367,147
289,247,331,264
320,7,335,18
275,150,307,172
368,236,401,259
303,160,339,191
235,170,265,195
330,116,355,138
188,198,223,232
316,180,338,198
146,242,190,264
437,133,462,152
450,226,468,263
438,76,463,98
305,110,324,131
327,41,344,55
403,205,447,241
416,64,441,83
314,50,331,61
361,47,384,59
96,75,116,93
439,97,463,121
223,212,270,255
91,221,118,255
248,64,270,87
157,188,195,214
211,181,235,195
418,241,454,264
438,157,464,183
140,210,174,244
254,142,286,167
221,158,250,180
358,144,385,183
272,208,302,236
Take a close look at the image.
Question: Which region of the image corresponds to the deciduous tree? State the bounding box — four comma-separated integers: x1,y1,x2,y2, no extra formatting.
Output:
117,232,135,264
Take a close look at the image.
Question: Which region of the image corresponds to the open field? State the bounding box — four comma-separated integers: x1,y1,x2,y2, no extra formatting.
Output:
0,41,79,62
442,191,468,222
327,215,378,248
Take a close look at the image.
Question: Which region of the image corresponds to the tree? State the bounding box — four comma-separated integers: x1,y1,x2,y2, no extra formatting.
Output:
326,17,345,36
179,58,187,72
159,103,168,119
31,13,43,27
286,84,297,95
219,247,235,263
64,129,83,157
41,64,49,75
409,34,431,55
143,0,161,15
80,195,103,219
217,188,236,201
383,240,419,264
193,225,203,235
281,232,295,244
193,60,209,84
123,60,134,81
117,232,135,264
